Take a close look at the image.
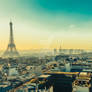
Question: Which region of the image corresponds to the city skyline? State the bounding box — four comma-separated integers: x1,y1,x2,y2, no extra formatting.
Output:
0,0,92,50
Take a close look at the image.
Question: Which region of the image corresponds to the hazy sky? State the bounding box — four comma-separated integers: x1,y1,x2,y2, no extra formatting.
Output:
0,0,92,50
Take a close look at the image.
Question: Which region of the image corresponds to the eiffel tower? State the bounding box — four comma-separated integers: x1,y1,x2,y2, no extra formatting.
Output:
3,21,20,58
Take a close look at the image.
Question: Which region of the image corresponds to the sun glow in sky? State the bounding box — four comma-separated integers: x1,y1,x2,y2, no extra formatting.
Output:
0,0,92,50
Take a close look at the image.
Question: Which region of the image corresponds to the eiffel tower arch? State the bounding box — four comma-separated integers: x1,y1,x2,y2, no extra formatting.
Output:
3,21,20,58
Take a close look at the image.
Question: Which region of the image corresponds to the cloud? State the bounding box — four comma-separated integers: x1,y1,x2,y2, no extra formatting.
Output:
69,24,76,29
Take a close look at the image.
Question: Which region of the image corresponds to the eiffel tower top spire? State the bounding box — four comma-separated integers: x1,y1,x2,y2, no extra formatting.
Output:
3,21,20,58
9,21,14,44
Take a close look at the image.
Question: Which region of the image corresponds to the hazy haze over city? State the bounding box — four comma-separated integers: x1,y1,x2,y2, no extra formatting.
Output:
0,0,92,50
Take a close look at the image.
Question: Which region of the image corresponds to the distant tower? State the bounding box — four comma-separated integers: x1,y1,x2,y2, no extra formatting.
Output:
3,21,19,58
69,49,73,54
54,48,57,55
58,40,63,54
59,45,62,53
